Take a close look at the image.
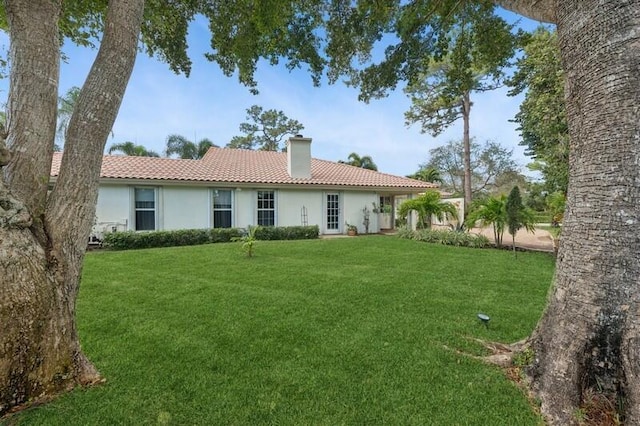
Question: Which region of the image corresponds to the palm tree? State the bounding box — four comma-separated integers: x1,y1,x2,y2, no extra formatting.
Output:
397,190,458,229
165,134,218,159
56,86,80,145
408,167,443,183
339,152,378,171
465,195,508,247
108,141,160,157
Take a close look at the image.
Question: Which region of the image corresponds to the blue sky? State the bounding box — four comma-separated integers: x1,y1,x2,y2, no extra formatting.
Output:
1,8,543,177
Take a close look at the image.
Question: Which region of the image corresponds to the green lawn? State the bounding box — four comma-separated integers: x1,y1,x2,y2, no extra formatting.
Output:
10,236,554,425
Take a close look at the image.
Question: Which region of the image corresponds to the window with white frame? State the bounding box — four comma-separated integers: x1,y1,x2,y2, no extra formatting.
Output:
257,190,275,226
213,189,233,228
134,187,156,231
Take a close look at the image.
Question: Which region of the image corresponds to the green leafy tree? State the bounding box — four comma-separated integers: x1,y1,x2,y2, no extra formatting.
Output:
505,186,536,256
424,139,519,198
165,134,217,159
338,152,378,170
507,27,568,194
465,195,507,248
402,6,517,213
227,105,304,151
397,190,458,229
108,141,160,157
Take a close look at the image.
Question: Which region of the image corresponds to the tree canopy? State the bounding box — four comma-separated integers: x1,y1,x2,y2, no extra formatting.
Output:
165,134,218,159
422,139,520,198
108,141,160,157
338,152,378,170
227,105,304,151
507,27,568,194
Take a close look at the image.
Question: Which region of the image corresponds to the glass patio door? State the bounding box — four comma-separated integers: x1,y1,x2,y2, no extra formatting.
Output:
326,193,340,233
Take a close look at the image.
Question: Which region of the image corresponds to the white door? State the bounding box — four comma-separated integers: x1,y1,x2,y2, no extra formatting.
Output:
379,196,393,229
326,193,340,234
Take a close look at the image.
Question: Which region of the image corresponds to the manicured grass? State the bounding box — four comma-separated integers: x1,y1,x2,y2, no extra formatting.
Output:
10,236,554,425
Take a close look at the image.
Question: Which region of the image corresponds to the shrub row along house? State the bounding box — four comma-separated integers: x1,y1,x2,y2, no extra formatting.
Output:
51,136,438,239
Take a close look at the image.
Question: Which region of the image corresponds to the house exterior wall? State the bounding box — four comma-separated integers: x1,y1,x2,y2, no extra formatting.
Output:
234,188,254,229
162,187,210,230
342,192,379,234
94,184,130,234
277,189,323,228
93,183,402,238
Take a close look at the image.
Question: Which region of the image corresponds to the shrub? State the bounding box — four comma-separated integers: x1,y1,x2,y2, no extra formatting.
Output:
397,228,490,249
102,226,319,250
103,228,242,250
252,225,319,241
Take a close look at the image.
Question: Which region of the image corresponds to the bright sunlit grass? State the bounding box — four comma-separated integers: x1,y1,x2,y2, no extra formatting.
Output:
11,236,554,425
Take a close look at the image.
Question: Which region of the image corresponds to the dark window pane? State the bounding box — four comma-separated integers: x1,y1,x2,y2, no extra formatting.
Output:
258,210,274,226
213,210,232,228
136,210,155,231
213,190,232,209
135,188,155,209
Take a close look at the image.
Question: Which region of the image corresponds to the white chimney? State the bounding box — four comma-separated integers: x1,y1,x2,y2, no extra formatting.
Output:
287,135,312,179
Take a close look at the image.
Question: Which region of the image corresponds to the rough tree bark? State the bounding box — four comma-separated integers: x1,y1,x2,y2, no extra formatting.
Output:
497,0,640,423
0,0,145,416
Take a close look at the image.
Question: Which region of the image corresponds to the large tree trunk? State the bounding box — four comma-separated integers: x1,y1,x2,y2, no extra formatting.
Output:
0,0,145,416
526,1,640,423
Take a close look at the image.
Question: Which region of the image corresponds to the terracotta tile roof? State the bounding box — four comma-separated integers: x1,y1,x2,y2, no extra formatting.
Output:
50,148,437,191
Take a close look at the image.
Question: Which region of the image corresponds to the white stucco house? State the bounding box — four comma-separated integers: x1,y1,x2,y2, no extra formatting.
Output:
51,136,439,238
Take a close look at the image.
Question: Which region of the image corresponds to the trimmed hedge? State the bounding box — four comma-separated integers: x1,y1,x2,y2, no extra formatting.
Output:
102,225,320,250
397,226,490,249
253,225,319,241
103,228,243,250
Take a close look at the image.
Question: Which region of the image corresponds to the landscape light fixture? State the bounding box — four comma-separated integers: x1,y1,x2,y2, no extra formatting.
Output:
477,313,490,328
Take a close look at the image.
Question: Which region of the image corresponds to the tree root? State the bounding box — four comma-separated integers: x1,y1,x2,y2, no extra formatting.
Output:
442,337,529,367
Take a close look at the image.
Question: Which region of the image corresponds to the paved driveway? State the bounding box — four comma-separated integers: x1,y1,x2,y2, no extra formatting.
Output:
469,226,555,252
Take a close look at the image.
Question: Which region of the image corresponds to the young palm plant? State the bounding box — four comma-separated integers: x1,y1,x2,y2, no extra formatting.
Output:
398,190,458,229
465,195,507,248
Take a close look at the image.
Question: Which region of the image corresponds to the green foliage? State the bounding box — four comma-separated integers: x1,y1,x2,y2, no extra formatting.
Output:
102,226,319,250
338,152,378,171
407,166,443,183
507,27,568,194
165,134,218,159
227,105,304,151
398,227,490,248
14,238,554,424
233,225,257,257
512,348,535,368
546,191,566,225
56,86,81,145
465,194,507,247
397,190,458,229
422,139,520,197
107,141,160,157
252,225,320,240
102,228,243,250
506,186,537,255
341,3,518,104
403,5,517,136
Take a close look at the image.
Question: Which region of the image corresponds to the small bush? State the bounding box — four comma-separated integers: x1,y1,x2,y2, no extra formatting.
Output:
397,228,490,249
